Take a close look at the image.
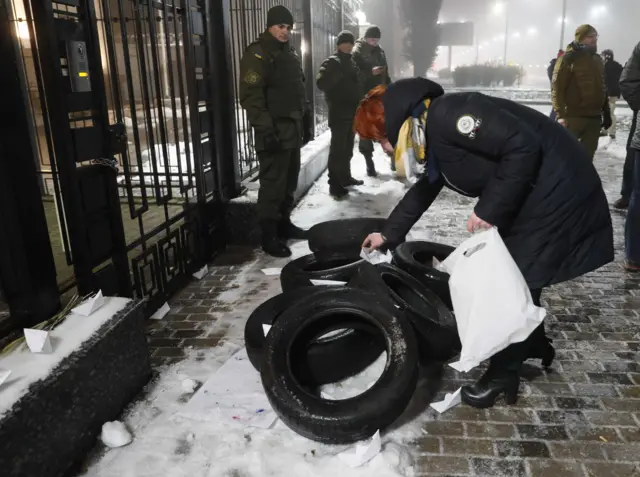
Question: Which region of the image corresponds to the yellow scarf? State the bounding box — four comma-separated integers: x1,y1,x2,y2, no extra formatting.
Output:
393,99,430,178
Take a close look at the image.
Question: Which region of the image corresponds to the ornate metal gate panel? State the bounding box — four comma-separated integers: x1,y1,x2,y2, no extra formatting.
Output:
16,0,225,314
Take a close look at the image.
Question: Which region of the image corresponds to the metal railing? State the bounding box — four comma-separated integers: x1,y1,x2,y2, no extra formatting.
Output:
228,0,362,180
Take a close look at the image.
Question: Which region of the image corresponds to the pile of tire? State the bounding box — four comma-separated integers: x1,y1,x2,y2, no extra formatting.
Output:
245,218,461,445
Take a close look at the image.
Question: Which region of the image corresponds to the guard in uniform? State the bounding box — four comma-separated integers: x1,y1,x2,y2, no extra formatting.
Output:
239,6,308,258
316,30,363,198
352,25,392,177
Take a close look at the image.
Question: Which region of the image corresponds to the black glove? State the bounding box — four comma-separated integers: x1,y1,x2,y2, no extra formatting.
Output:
302,101,314,145
602,102,612,130
263,132,281,153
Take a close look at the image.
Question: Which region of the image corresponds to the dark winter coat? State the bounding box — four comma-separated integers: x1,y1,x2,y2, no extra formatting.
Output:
620,41,640,150
552,42,606,119
547,58,557,83
352,39,391,95
604,58,623,97
239,32,306,151
382,78,613,290
316,51,362,126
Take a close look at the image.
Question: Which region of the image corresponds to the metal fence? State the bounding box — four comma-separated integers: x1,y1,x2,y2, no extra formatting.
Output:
228,0,362,179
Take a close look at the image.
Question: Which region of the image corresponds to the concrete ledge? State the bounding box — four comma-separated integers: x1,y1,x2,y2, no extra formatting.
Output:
225,131,331,246
0,299,151,477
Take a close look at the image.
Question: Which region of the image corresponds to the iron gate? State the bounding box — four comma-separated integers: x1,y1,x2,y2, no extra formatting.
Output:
9,0,227,315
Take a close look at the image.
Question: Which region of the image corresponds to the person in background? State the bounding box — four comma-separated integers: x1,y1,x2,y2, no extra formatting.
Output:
239,6,309,258
613,112,638,210
317,30,364,199
552,24,612,160
601,49,623,140
355,78,613,408
352,25,392,177
619,41,640,271
548,50,564,121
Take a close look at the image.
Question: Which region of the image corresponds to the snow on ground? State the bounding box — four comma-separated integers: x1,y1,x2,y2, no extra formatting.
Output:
81,100,632,477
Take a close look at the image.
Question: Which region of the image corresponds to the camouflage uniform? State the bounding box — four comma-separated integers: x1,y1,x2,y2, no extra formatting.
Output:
239,30,306,253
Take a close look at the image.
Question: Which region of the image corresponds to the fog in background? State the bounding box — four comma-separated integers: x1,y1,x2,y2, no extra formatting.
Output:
361,0,640,86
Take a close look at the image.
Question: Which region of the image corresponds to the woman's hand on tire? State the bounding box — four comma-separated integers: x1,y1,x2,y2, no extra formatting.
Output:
362,233,386,251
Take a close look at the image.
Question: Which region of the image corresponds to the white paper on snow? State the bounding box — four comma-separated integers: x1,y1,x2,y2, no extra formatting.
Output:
24,329,53,354
0,369,12,387
261,268,282,276
360,248,392,265
72,290,105,317
262,324,272,336
179,348,277,429
192,265,209,280
430,388,462,413
310,279,347,286
441,228,547,372
150,302,171,320
337,430,382,468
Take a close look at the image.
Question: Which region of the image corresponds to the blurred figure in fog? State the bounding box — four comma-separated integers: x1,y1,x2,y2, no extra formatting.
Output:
352,25,392,177
548,50,564,121
317,30,364,199
619,41,640,271
552,24,611,160
601,49,623,140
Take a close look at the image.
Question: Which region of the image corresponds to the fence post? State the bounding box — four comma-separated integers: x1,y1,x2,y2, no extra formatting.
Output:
0,2,60,330
302,0,315,134
208,0,241,200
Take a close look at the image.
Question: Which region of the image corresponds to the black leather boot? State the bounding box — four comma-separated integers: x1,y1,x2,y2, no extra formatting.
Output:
278,219,307,240
330,184,349,199
364,155,377,177
526,324,555,368
345,177,364,186
260,220,291,258
461,365,520,409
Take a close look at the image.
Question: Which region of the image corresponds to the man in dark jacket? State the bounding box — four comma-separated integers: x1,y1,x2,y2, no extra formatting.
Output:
547,50,564,83
552,24,611,160
239,6,308,257
601,49,623,139
355,78,614,408
352,25,392,177
317,30,363,199
620,41,640,271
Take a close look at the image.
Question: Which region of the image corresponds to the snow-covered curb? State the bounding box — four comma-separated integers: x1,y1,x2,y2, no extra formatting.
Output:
0,297,132,418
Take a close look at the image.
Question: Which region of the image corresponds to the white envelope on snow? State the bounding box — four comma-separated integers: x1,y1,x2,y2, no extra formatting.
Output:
440,228,546,372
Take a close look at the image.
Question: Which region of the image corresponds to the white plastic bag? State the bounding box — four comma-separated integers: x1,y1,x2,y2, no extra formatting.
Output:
439,228,546,372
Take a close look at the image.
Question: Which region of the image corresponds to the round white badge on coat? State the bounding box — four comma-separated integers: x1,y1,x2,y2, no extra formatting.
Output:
456,115,476,135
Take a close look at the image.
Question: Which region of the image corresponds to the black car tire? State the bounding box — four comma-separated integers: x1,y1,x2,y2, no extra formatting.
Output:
260,288,418,444
392,241,456,309
245,288,385,385
349,262,460,362
307,218,387,256
279,252,364,293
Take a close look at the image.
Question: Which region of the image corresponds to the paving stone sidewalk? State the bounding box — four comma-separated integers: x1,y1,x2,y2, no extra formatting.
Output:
144,138,640,477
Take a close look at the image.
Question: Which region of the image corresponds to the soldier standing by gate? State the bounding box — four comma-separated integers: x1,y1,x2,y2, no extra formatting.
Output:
316,30,364,199
352,25,392,177
239,6,309,258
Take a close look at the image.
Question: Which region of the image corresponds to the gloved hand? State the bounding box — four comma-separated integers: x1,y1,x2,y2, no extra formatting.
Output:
302,106,314,145
263,132,281,153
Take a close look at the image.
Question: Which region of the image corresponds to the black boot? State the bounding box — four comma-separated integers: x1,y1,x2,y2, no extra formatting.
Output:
364,155,377,177
345,177,364,186
260,220,291,258
614,197,629,210
461,365,520,409
330,184,349,199
278,219,307,240
526,323,555,368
